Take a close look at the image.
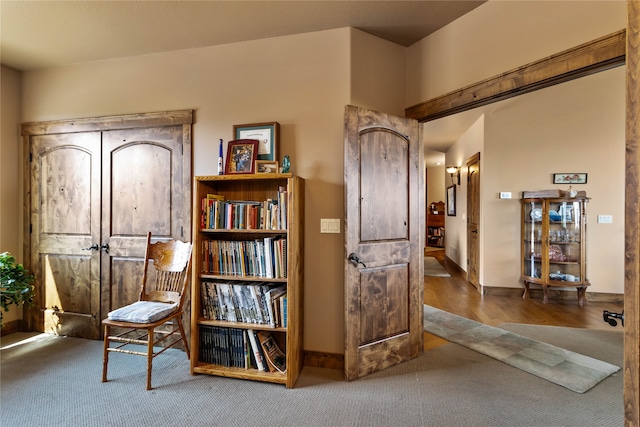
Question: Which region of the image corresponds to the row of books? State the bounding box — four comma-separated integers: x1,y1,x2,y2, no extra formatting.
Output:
201,237,287,279
200,189,288,230
201,281,288,327
199,326,286,373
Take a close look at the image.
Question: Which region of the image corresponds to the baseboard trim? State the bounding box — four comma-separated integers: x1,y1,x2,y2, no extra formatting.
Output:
304,350,344,370
482,285,624,303
443,255,464,276
0,319,24,336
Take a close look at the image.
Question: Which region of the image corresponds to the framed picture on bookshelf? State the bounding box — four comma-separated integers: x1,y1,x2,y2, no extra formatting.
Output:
225,139,259,174
255,160,279,174
233,122,280,161
447,185,456,216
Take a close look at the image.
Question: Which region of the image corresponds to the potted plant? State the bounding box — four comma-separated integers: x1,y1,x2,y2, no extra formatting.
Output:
0,252,35,327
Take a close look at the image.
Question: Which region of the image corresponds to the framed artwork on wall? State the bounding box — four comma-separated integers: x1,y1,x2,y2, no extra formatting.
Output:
447,185,456,216
233,122,280,161
553,173,587,184
225,139,259,174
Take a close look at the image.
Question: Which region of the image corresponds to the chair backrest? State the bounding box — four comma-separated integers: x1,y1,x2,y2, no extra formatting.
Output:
139,232,193,310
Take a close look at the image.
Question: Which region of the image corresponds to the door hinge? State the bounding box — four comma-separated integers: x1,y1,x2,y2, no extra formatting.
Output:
181,226,184,238
30,224,32,234
29,152,33,162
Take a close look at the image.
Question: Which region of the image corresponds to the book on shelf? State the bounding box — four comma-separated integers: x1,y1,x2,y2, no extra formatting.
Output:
264,285,287,327
199,325,249,369
280,295,287,328
215,282,237,322
201,281,290,327
199,196,287,231
247,329,268,371
201,194,225,229
200,238,287,279
278,186,288,230
263,237,274,278
257,331,287,374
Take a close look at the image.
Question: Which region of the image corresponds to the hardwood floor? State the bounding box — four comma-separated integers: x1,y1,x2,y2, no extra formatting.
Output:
423,249,624,350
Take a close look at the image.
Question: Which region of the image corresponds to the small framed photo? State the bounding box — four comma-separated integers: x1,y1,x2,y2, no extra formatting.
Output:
225,139,259,174
553,173,587,184
447,185,456,216
255,160,279,174
233,122,280,161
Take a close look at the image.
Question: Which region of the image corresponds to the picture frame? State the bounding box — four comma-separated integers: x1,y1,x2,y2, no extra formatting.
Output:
255,160,279,174
225,139,259,174
233,122,280,161
447,185,456,216
553,173,587,184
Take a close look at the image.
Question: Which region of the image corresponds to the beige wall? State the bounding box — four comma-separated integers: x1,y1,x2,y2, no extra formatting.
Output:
406,0,627,104
410,0,626,295
15,28,405,354
3,0,628,350
444,115,484,267
350,29,407,117
1,65,23,324
426,160,445,207
482,68,625,294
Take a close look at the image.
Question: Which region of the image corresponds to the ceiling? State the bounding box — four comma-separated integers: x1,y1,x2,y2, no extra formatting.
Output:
0,0,487,157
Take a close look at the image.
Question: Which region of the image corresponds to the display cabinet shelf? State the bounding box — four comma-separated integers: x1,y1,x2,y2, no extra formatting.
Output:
521,191,589,306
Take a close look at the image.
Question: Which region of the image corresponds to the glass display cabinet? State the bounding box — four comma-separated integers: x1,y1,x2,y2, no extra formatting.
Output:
521,190,589,306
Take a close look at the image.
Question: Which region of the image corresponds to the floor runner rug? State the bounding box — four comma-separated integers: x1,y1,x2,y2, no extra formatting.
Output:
423,305,620,393
424,257,450,277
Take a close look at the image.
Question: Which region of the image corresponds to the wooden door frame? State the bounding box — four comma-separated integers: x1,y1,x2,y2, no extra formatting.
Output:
406,12,639,424
465,152,480,289
21,109,193,332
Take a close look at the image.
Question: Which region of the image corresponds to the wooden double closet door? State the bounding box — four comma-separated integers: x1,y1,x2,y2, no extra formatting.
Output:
22,110,193,340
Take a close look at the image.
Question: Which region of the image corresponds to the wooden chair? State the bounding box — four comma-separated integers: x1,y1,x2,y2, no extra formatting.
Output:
102,232,192,390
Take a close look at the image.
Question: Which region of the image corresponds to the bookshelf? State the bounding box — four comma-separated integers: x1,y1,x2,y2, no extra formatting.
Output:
190,174,304,388
427,201,445,248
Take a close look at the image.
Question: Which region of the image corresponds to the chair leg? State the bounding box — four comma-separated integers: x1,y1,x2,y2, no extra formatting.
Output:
147,327,154,390
177,318,190,359
102,324,110,383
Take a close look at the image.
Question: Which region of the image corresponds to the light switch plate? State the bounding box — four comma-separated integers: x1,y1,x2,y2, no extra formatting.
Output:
321,218,341,233
598,215,613,224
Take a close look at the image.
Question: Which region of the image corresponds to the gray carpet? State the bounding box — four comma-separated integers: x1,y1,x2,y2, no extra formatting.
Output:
424,256,450,277
1,327,623,426
423,305,620,393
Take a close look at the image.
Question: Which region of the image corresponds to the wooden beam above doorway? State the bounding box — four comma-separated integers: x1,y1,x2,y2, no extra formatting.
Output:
405,29,626,123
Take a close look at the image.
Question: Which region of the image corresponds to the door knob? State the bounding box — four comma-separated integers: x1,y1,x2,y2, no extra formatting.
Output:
101,243,109,254
348,253,366,268
82,243,99,251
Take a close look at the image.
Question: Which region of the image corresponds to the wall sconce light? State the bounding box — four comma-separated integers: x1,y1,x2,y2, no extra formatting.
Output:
446,166,460,185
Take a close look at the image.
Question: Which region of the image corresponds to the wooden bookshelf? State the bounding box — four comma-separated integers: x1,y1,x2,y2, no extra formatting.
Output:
190,174,304,387
427,201,445,247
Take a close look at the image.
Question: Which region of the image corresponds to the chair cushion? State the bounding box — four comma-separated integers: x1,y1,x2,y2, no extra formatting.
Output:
107,301,178,323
